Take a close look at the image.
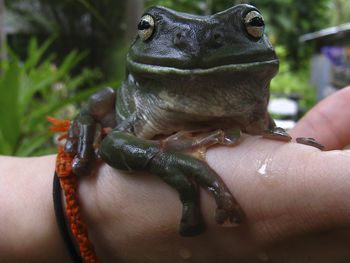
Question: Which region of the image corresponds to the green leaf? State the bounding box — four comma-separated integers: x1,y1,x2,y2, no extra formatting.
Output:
0,59,21,155
26,80,120,130
15,135,48,157
0,36,120,156
24,37,55,72
0,130,13,155
57,50,88,77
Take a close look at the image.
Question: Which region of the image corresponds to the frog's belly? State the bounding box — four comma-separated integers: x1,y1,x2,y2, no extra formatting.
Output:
133,103,270,139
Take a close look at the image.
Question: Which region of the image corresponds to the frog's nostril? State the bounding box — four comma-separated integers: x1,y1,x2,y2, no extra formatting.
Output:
212,31,224,46
174,31,186,46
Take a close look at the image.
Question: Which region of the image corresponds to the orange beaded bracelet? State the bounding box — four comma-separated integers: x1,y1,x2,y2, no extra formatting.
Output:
49,116,101,263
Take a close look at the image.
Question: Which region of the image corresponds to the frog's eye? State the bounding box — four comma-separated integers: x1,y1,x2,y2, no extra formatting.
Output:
137,14,155,41
244,10,265,39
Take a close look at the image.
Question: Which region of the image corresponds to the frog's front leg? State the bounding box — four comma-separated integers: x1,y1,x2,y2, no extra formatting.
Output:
99,130,244,236
65,87,117,175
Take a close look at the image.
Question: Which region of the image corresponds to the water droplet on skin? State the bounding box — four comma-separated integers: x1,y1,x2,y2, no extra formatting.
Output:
179,248,192,260
256,158,280,186
258,161,267,175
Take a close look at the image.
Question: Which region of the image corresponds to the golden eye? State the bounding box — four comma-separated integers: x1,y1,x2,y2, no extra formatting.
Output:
244,10,265,38
137,14,155,41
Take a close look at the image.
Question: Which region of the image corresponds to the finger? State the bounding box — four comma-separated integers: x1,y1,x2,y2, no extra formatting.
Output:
290,86,350,150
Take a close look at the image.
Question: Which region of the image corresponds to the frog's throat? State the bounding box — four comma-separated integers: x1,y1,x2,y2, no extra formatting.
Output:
126,55,279,76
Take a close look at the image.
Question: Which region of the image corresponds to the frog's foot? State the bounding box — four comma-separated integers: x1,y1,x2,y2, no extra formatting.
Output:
149,150,245,232
65,113,105,176
179,201,206,236
296,137,325,150
262,127,292,142
65,87,116,176
163,128,242,153
212,188,245,227
65,114,96,175
215,205,245,227
148,153,207,236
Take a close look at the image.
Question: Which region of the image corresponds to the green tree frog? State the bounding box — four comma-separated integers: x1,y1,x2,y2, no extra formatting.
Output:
64,4,317,237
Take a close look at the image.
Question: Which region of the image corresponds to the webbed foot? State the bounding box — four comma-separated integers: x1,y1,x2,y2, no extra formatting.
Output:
164,128,242,151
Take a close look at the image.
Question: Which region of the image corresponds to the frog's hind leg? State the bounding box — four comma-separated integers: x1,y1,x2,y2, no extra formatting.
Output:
148,151,244,235
152,163,205,236
99,131,245,236
159,129,245,227
176,156,245,226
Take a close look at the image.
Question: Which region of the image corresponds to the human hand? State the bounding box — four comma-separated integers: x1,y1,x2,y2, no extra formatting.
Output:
77,87,350,263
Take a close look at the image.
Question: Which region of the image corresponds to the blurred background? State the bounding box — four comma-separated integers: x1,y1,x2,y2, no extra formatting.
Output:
0,0,349,156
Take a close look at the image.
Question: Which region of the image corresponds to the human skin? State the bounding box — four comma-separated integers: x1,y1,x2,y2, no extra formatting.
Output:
1,87,350,263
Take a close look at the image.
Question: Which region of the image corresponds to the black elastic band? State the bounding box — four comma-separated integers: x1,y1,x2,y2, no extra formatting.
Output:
53,171,84,263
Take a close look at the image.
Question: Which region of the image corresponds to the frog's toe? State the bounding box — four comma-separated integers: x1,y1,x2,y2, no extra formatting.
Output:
178,201,206,236
215,205,245,227
64,139,77,153
296,137,325,150
221,128,242,146
263,127,292,142
72,156,94,176
179,219,206,236
64,119,78,154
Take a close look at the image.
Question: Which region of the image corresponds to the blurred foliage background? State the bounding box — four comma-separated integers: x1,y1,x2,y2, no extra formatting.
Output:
0,0,349,156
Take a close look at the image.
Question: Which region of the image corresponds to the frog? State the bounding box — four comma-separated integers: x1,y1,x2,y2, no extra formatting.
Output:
64,4,313,237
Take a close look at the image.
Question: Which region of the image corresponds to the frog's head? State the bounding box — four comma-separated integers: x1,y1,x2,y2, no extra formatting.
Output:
127,4,278,77
126,5,279,123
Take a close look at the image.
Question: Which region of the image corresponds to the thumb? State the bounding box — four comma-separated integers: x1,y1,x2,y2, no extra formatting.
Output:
290,86,350,150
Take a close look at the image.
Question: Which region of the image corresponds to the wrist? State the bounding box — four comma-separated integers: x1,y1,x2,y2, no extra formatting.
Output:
0,155,71,262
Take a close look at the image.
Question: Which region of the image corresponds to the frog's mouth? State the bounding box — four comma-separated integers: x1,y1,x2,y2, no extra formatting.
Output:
126,55,279,76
